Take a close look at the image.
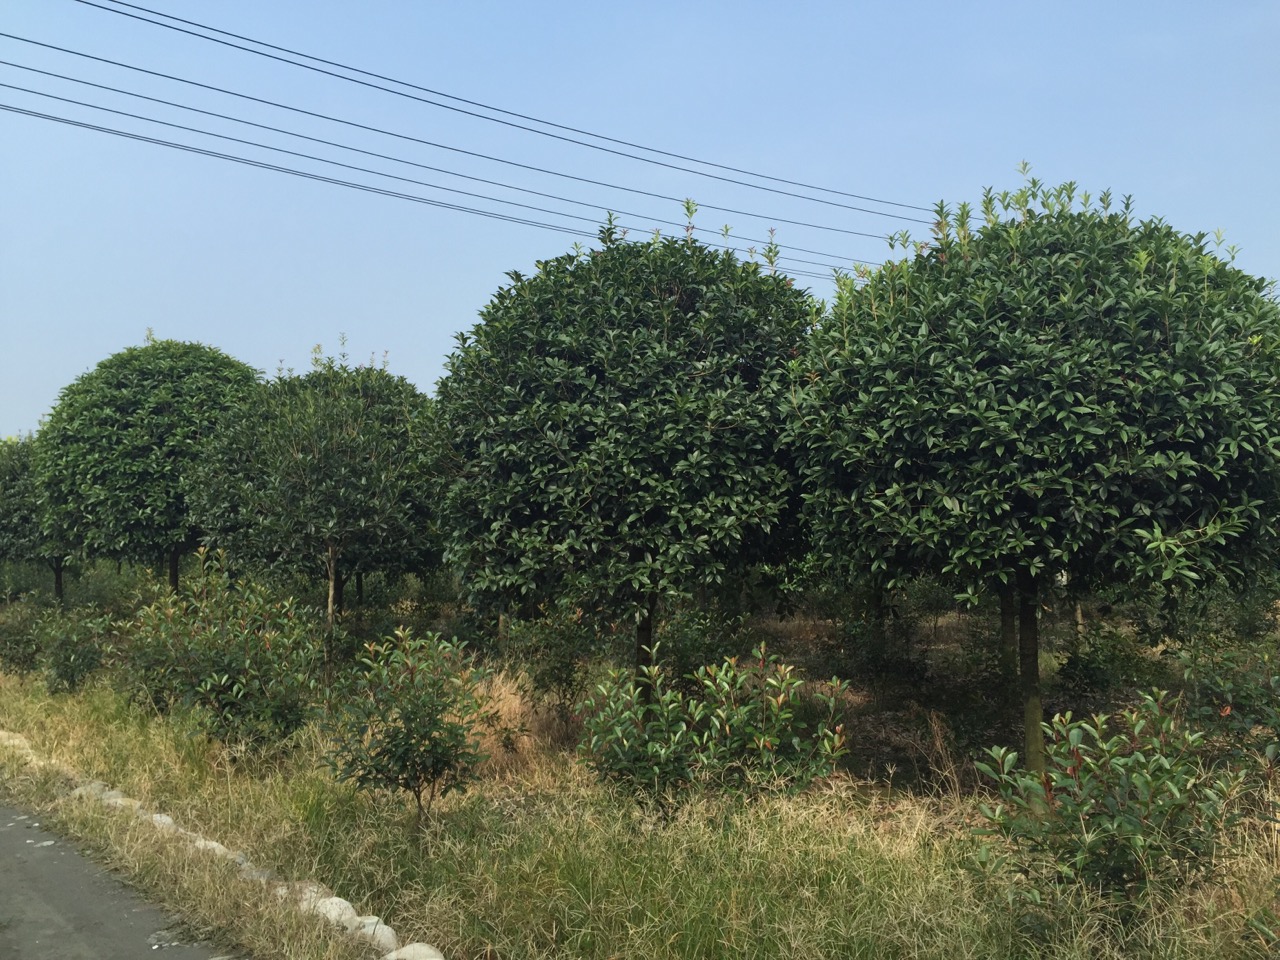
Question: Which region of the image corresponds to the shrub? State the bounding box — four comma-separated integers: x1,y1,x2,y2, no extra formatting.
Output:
0,596,43,675
507,601,600,723
578,643,848,802
118,551,324,747
40,607,113,693
976,690,1247,899
1177,633,1280,776
327,628,495,828
1056,622,1159,700
655,604,754,687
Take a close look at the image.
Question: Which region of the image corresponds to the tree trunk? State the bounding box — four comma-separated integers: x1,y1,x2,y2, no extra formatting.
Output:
998,581,1018,697
168,546,181,592
355,571,365,606
868,582,889,664
1017,568,1045,774
326,543,339,628
51,558,65,604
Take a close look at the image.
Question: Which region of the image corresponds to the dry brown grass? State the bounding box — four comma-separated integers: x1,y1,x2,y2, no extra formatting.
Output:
3,669,1280,960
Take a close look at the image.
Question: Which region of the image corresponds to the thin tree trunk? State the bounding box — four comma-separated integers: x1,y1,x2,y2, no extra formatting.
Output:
355,571,365,606
168,546,181,593
998,581,1018,697
1017,567,1045,774
868,583,889,663
51,559,65,604
326,543,338,628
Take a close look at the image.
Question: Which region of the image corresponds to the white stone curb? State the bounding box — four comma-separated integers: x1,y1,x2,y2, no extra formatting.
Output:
1,729,447,960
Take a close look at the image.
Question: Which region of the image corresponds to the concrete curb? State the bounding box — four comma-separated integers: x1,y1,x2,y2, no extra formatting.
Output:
0,730,447,960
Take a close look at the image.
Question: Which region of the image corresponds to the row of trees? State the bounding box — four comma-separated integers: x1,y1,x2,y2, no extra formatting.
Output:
1,343,433,627
4,178,1280,771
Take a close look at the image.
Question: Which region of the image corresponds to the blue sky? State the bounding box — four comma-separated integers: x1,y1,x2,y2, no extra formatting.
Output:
3,1,1277,437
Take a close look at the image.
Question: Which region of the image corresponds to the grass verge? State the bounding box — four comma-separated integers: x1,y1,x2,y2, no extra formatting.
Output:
1,671,1277,960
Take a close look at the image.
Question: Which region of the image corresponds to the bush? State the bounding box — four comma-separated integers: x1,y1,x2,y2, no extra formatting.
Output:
327,628,495,828
654,604,754,687
118,551,324,747
1177,633,1280,776
976,690,1247,900
0,596,43,675
578,643,848,802
40,607,113,693
507,600,600,723
1056,622,1159,700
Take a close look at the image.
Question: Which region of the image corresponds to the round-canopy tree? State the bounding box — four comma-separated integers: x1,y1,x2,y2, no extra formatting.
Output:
789,178,1280,771
0,435,70,600
434,227,816,667
34,339,258,590
187,355,436,626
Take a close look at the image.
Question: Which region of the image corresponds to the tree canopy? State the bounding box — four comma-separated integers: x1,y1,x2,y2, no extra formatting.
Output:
34,338,258,590
789,178,1280,769
434,228,815,663
187,354,435,625
0,435,69,599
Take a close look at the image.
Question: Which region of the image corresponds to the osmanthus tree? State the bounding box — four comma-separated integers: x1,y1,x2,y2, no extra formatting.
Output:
433,225,816,669
788,177,1280,772
0,435,70,600
187,355,436,627
34,339,259,591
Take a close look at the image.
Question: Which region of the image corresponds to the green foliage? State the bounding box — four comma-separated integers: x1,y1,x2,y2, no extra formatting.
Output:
0,437,42,566
435,229,815,626
1123,575,1280,648
790,177,1280,596
327,628,494,826
39,607,112,694
791,176,1280,772
119,552,324,746
1178,633,1280,772
188,352,435,624
507,600,601,722
578,643,848,801
34,339,258,581
1056,623,1159,699
0,436,70,598
654,603,754,684
0,597,43,675
0,599,112,691
976,691,1247,898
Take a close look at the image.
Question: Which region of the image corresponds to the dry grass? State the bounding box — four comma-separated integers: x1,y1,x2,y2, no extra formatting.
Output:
2,670,1279,960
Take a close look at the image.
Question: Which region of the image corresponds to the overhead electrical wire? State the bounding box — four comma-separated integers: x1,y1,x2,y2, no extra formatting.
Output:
0,32,908,243
75,0,934,222
0,101,596,239
96,0,932,214
0,81,853,274
0,60,878,267
0,100,844,282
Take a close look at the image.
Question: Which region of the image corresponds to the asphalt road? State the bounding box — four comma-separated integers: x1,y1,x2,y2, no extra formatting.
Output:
0,802,241,960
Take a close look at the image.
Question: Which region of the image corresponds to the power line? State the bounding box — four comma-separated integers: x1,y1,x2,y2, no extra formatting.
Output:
0,80,853,274
76,0,935,223
0,32,905,244
0,100,842,283
96,0,932,214
0,60,878,267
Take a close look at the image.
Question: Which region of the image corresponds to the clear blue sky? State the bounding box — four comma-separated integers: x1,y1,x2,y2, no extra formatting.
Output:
3,1,1277,437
